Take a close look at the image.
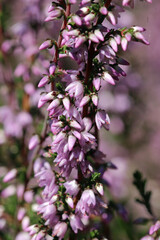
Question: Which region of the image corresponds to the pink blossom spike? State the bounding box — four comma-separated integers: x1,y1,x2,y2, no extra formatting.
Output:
68,135,76,151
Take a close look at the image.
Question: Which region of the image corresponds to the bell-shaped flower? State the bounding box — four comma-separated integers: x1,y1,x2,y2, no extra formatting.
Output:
69,214,83,233
52,222,67,240
65,81,84,98
95,110,110,130
76,189,96,215
64,180,79,196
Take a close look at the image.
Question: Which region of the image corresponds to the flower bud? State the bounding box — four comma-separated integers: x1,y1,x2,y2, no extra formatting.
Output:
3,169,17,183
100,6,108,15
96,183,104,195
28,135,40,150
39,40,52,50
66,196,74,208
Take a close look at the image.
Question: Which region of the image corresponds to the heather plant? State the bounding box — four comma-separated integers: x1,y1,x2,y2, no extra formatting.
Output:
0,0,156,239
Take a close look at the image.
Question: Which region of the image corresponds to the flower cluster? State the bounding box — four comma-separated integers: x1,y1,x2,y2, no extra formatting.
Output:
25,0,151,238
0,0,152,239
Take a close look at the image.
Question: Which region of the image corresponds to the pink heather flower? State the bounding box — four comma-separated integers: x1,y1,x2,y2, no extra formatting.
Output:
66,196,74,208
134,32,149,45
69,214,83,233
35,230,45,240
47,99,60,111
89,33,99,43
38,76,49,88
28,135,40,150
121,37,128,51
38,203,57,226
109,38,118,52
17,112,32,127
17,208,26,221
24,83,35,95
22,216,30,230
92,95,98,106
24,191,33,203
76,189,96,215
72,15,82,26
125,32,132,41
49,63,56,75
80,7,90,15
15,232,30,240
45,9,62,22
94,29,104,41
64,180,79,196
65,81,84,98
39,40,52,50
100,6,108,15
68,135,76,151
1,185,16,198
107,12,116,25
103,72,115,85
79,95,90,107
48,4,55,12
93,78,101,91
75,35,86,48
149,221,160,235
62,97,70,111
132,26,145,32
84,13,95,22
114,34,121,45
26,224,39,236
95,110,110,130
17,184,25,200
52,222,67,240
3,168,17,183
